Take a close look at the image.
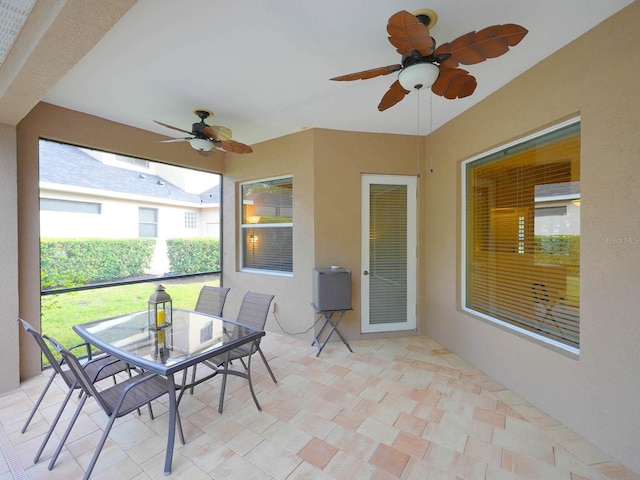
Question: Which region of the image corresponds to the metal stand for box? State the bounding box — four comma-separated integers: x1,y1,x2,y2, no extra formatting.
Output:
311,303,353,357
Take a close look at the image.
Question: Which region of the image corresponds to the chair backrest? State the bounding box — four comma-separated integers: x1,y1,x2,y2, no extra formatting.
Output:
195,286,230,317
17,318,70,382
236,291,275,330
531,283,549,303
532,283,551,320
43,335,110,412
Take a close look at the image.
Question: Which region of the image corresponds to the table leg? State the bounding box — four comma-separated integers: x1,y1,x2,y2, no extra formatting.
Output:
218,350,232,413
246,340,262,412
164,373,177,476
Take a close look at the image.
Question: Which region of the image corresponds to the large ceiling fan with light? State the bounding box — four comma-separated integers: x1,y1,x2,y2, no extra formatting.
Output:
155,109,253,154
330,9,528,111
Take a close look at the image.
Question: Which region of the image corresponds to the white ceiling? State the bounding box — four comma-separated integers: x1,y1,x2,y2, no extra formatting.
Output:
23,0,637,146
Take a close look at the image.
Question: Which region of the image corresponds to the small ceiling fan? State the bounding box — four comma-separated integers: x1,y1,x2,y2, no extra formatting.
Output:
330,9,528,111
154,109,253,154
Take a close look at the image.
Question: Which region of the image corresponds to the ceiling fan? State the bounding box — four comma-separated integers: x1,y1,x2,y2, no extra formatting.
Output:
330,9,528,111
154,109,253,154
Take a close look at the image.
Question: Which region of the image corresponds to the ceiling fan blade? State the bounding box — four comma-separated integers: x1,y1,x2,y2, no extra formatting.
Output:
436,24,528,68
153,120,194,135
215,140,253,154
386,10,435,57
431,67,477,99
378,79,410,111
202,125,233,142
331,64,402,82
158,137,191,143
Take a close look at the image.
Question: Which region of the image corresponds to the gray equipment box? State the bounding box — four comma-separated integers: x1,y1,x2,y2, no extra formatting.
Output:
312,267,352,311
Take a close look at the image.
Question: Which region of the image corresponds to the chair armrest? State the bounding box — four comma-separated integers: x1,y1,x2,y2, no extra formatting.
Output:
68,341,93,359
84,356,127,383
112,373,168,415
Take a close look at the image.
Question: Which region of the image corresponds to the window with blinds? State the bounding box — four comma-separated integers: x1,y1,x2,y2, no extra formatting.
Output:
463,119,580,351
241,176,293,274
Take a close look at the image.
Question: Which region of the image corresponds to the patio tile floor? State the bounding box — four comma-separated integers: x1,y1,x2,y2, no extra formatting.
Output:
0,333,638,479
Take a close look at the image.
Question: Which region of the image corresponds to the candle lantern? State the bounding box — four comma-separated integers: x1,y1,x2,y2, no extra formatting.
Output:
148,285,172,331
154,329,168,359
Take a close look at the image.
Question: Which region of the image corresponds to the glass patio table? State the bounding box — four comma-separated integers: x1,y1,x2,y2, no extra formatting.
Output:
73,308,265,476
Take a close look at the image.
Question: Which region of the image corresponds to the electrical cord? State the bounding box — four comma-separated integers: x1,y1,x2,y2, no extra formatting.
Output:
270,311,324,336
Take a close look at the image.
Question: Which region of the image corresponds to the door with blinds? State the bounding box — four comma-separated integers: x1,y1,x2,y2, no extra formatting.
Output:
361,174,417,333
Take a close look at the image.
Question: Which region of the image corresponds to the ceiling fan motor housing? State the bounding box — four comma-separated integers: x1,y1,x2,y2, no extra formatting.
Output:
192,122,207,135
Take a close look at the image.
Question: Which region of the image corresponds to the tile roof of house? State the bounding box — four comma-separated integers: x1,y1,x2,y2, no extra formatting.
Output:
39,140,219,204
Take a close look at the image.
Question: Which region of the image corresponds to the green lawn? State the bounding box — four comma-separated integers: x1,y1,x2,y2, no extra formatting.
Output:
41,277,219,364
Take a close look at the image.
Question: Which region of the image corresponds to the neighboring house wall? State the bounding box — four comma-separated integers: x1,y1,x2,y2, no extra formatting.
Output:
201,209,220,237
534,200,580,236
12,2,640,474
39,188,219,273
40,190,138,238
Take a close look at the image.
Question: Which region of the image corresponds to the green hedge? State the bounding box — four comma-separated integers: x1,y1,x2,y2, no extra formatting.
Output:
166,238,220,274
41,238,155,289
534,235,580,274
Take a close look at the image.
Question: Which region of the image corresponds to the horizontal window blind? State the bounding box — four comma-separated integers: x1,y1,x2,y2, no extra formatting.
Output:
465,121,580,348
242,225,292,272
369,184,407,325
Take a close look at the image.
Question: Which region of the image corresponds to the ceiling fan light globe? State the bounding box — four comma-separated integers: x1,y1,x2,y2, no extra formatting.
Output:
398,63,440,91
189,138,214,152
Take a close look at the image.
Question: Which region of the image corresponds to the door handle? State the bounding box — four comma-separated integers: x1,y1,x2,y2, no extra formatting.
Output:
363,270,369,275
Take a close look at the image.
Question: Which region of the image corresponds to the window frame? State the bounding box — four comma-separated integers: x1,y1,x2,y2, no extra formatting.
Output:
461,117,581,356
184,211,198,229
239,175,293,276
139,207,158,238
40,198,101,214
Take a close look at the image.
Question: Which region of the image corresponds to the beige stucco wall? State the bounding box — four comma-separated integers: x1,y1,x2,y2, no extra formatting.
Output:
312,128,427,341
423,2,640,472
0,123,20,391
222,128,426,341
221,130,316,336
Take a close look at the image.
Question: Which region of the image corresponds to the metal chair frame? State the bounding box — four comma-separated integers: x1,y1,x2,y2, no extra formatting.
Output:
44,334,182,480
17,317,136,466
188,291,277,411
190,286,231,391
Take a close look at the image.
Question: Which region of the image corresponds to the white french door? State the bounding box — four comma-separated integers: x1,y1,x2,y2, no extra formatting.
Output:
361,174,417,333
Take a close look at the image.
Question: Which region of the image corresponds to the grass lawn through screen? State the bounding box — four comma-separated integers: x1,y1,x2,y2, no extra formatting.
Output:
41,278,219,364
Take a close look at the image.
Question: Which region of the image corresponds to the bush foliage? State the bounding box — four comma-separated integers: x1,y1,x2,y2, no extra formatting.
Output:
41,238,155,289
534,235,580,274
166,238,220,274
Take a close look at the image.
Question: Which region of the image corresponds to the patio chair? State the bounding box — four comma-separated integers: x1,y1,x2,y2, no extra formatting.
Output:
531,283,579,338
532,283,552,322
187,291,276,411
194,285,230,316
189,286,231,391
43,334,182,480
17,318,129,438
228,291,277,384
